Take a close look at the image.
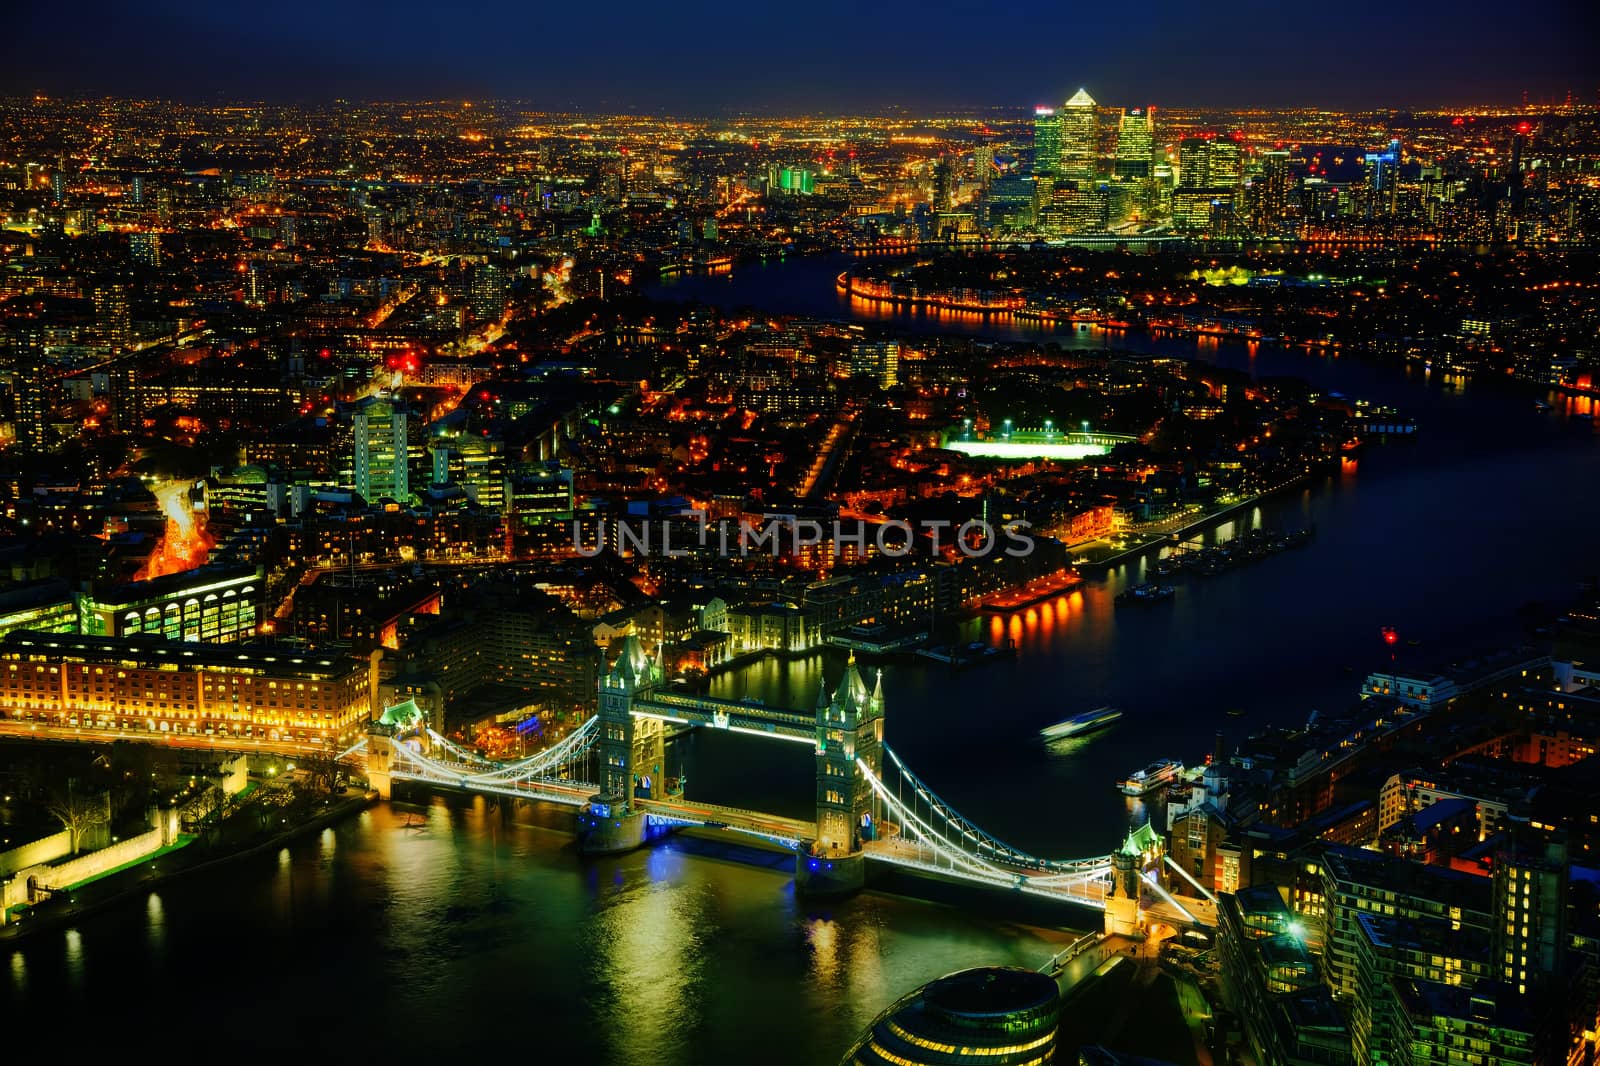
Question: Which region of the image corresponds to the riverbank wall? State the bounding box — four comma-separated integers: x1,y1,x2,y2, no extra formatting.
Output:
0,791,373,946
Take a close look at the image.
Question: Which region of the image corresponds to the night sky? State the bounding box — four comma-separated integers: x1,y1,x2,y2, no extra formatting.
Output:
5,0,1596,111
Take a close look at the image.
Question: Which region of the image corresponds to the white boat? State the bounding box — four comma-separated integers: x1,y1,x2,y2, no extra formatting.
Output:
1040,706,1123,740
1118,759,1183,795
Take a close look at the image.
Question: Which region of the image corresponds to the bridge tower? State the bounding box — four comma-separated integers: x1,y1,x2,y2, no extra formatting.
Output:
578,635,665,854
365,724,395,801
1104,823,1161,936
797,653,884,896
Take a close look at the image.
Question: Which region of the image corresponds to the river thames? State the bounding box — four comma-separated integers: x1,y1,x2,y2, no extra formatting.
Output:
3,253,1597,1064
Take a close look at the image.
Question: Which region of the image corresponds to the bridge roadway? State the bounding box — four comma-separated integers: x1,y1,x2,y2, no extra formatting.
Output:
636,797,816,846
861,836,1112,908
632,691,816,742
382,742,819,844
0,718,321,758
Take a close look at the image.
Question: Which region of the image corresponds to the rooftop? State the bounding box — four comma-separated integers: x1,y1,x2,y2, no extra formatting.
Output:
1,630,365,678
920,966,1059,1019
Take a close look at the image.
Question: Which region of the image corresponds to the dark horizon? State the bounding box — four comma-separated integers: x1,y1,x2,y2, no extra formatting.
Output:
3,92,1592,117
2,0,1595,114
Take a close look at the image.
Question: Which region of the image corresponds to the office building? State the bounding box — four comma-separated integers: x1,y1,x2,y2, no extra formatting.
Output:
352,395,411,503
1218,887,1353,1066
0,580,78,640
1491,840,1567,995
129,231,161,268
849,341,900,388
8,324,50,452
1394,982,1546,1066
845,966,1060,1066
76,564,263,644
1033,106,1061,176
1209,138,1242,189
1254,150,1293,229
90,281,131,349
931,157,954,214
469,262,509,323
1179,138,1211,188
1365,140,1401,217
0,630,378,747
1060,88,1098,184
1115,107,1153,179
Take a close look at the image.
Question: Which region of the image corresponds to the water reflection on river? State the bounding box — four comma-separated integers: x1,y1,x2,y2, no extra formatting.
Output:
1,800,1071,1063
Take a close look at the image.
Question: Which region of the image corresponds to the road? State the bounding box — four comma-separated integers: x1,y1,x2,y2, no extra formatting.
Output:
0,719,323,758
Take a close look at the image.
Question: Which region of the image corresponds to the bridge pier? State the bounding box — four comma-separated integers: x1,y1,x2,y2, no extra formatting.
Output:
577,801,649,854
794,849,865,897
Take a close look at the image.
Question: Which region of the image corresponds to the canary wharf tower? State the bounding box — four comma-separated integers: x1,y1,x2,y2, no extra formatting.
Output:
1060,87,1099,184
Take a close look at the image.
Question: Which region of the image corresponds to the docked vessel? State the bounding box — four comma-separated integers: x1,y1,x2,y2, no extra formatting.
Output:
1118,759,1183,795
1040,706,1123,740
1116,583,1176,606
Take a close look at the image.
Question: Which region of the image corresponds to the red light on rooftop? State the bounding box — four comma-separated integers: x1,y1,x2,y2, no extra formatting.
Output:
1381,626,1399,646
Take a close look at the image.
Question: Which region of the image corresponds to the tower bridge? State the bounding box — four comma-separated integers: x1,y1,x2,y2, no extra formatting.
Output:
349,634,1214,929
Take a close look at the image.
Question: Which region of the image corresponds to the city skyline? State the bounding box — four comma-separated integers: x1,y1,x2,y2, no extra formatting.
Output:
1,27,1598,1064
1,0,1594,112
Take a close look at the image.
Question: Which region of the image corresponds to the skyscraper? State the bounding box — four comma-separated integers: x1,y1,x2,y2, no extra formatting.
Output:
469,263,509,323
1115,107,1154,179
90,281,131,350
1032,106,1061,177
1364,139,1401,217
1208,137,1243,189
1254,149,1293,230
352,395,411,503
1178,138,1211,188
931,157,954,214
8,325,49,453
1060,88,1099,184
1492,839,1567,996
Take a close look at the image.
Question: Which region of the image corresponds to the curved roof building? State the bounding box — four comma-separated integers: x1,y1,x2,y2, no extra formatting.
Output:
844,966,1061,1065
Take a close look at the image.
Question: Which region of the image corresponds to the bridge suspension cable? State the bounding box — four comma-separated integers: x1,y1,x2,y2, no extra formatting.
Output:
860,756,1109,907
880,744,1109,875
460,717,600,785
380,717,601,792
857,757,1029,882
422,729,499,768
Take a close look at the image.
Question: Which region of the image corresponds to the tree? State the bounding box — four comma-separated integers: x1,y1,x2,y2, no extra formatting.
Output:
46,779,111,855
298,740,351,796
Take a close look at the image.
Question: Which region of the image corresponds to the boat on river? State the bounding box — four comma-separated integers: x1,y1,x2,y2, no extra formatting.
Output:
1040,706,1123,740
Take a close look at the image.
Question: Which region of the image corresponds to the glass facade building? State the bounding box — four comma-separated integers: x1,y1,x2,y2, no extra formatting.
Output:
845,966,1061,1066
